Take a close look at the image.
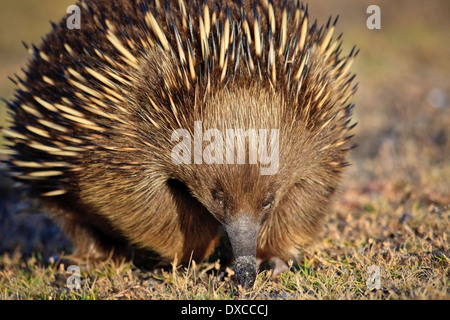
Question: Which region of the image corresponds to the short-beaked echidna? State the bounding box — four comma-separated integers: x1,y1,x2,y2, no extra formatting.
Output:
2,0,357,287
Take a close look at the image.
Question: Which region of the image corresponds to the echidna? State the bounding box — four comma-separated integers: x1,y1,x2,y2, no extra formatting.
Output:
2,0,357,288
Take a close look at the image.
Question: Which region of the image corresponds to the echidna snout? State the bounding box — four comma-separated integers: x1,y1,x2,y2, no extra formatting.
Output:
224,214,260,288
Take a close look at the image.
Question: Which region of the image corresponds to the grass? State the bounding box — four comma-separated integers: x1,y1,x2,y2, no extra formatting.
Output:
0,0,449,300
1,196,448,300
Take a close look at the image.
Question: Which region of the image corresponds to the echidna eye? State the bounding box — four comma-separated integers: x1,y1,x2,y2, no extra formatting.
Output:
263,202,271,210
212,189,225,206
262,197,275,211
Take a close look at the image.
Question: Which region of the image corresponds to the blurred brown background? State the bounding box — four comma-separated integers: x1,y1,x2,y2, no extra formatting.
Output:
0,0,449,256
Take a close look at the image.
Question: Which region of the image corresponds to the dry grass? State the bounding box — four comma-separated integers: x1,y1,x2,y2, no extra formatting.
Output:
1,177,448,300
0,0,449,300
0,197,448,300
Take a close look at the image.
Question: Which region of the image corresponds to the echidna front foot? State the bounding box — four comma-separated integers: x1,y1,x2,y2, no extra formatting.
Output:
256,257,291,282
60,238,126,270
270,257,290,276
259,257,290,277
59,251,115,271
48,205,128,269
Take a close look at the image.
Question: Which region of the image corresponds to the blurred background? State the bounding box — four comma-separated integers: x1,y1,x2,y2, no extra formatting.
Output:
0,0,449,257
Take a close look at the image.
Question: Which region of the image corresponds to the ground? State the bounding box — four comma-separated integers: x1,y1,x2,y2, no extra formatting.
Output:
0,0,449,300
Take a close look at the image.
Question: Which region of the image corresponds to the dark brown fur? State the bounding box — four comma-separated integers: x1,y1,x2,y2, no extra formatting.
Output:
3,0,357,287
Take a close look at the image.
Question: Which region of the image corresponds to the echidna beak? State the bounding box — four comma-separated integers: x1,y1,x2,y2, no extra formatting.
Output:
234,255,257,289
224,214,260,289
